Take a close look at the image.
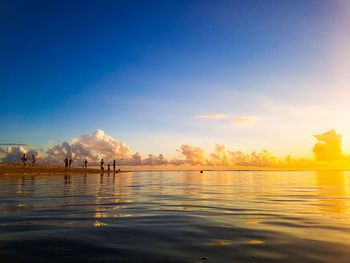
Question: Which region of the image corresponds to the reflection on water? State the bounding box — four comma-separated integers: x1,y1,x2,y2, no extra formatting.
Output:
1,171,350,262
316,171,350,215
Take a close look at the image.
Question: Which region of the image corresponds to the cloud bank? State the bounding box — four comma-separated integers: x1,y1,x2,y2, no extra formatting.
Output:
1,129,349,169
0,146,41,163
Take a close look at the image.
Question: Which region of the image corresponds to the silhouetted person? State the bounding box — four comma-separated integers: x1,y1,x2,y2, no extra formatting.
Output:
69,157,73,169
64,156,69,169
100,159,104,172
32,155,36,166
21,154,27,166
108,164,110,173
84,159,88,169
113,160,116,173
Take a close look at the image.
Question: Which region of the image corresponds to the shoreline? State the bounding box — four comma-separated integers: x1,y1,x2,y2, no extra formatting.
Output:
0,163,129,175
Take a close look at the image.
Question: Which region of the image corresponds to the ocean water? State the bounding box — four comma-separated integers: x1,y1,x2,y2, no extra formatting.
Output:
1,171,350,262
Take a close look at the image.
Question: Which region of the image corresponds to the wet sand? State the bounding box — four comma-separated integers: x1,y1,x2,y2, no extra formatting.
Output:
0,163,128,175
1,171,350,262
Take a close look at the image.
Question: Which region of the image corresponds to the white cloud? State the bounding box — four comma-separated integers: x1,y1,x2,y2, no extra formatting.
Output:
176,144,207,165
196,114,229,119
44,129,132,165
234,117,255,125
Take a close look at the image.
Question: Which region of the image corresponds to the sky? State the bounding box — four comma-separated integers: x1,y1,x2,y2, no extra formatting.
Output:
1,0,350,160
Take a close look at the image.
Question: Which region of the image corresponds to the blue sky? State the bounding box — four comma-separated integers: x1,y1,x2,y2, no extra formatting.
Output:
1,0,349,158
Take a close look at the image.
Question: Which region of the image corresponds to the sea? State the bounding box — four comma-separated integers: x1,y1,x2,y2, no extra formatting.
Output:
1,170,350,262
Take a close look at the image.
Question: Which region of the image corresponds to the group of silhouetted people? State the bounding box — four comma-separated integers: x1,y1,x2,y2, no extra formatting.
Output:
20,154,120,173
21,154,37,167
64,156,73,169
62,157,119,173
100,159,119,174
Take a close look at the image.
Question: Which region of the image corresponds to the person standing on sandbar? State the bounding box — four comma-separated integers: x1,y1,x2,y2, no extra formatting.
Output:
84,159,88,169
100,159,104,172
21,154,27,166
32,155,37,166
69,157,73,169
64,156,69,169
113,160,116,173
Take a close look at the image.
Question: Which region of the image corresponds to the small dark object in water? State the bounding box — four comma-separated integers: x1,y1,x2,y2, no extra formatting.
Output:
201,256,208,260
200,170,203,173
